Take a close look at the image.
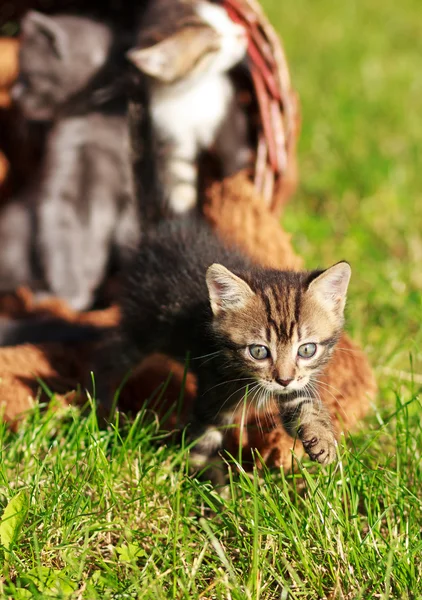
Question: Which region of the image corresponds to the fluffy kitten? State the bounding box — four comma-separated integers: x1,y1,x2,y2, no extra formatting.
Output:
99,219,351,480
13,11,114,121
9,11,139,310
127,0,251,215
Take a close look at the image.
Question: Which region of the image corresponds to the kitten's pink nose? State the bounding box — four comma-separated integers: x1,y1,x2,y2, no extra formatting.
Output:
277,378,294,387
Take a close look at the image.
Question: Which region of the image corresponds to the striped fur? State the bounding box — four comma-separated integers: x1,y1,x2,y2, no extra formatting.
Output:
102,220,350,482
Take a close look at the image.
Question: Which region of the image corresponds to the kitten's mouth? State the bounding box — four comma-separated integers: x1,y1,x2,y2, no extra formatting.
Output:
259,379,308,396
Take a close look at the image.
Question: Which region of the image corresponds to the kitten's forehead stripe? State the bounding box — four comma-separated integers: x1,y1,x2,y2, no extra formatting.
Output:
261,289,286,340
272,286,282,314
288,317,295,340
276,284,298,341
256,282,303,343
294,287,302,325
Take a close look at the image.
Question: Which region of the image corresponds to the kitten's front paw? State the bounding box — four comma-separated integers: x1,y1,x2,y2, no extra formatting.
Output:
300,428,337,465
189,452,227,487
168,184,197,214
34,289,93,312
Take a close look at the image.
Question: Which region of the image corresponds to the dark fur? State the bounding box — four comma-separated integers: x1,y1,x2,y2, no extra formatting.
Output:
119,219,250,365
136,0,204,47
0,317,108,346
98,218,343,480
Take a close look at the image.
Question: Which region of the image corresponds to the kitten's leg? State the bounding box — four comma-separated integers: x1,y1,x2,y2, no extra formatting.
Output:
165,138,198,215
92,329,145,422
37,191,87,309
36,133,90,309
188,419,226,470
282,397,337,465
188,419,229,487
0,197,33,289
188,381,234,485
81,174,120,307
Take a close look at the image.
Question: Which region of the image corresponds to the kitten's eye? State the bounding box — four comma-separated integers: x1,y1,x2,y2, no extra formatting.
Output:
297,343,317,359
249,345,270,360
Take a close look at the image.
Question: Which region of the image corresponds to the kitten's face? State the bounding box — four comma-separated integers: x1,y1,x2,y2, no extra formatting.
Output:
192,2,248,76
127,1,247,85
207,263,351,405
13,11,112,121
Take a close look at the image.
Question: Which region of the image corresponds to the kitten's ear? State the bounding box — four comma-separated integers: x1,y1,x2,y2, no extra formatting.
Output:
206,264,254,316
308,261,351,314
127,29,217,83
21,11,68,59
127,43,171,80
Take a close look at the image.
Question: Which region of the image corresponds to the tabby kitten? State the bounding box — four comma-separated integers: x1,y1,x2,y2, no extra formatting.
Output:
99,219,351,480
127,0,250,215
10,11,139,311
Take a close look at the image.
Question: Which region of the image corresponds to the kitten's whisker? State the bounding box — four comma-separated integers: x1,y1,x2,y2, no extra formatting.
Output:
203,377,255,396
262,390,270,429
220,382,260,417
215,384,255,420
251,384,265,437
311,380,350,422
301,382,320,418
197,356,221,368
254,385,265,437
306,381,323,412
259,387,274,434
308,381,335,424
310,378,351,422
228,384,260,440
264,390,276,431
194,350,224,368
192,350,222,361
224,382,260,422
313,377,346,400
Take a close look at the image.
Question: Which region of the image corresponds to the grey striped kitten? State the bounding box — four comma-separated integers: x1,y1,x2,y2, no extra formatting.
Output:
127,0,250,215
99,219,351,482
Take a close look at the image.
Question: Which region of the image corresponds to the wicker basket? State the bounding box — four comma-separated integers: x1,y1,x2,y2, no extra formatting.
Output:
222,0,300,212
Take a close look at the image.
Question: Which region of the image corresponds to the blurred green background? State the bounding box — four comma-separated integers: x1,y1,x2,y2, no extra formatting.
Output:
266,0,422,385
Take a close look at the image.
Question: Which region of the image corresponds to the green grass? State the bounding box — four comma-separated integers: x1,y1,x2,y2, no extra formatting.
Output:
1,0,422,597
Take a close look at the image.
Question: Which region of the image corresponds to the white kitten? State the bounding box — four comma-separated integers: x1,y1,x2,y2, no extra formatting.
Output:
128,1,250,214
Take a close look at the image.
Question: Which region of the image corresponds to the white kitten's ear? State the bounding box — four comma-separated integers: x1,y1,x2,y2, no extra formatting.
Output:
127,29,216,83
22,11,68,59
308,261,351,314
127,42,173,81
206,264,254,316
